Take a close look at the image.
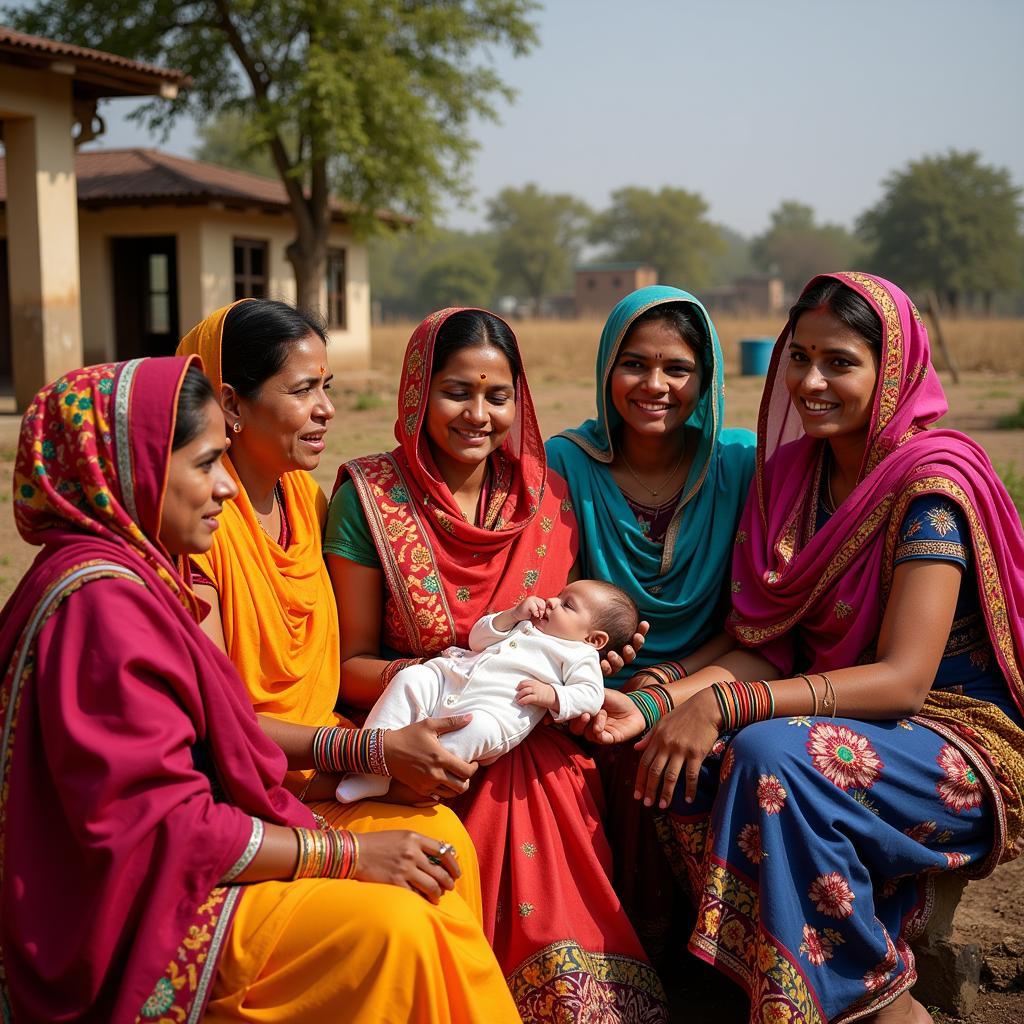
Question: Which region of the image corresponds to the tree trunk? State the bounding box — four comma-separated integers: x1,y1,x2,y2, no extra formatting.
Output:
286,231,328,312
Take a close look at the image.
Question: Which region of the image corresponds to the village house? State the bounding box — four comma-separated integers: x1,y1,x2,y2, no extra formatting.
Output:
0,27,383,408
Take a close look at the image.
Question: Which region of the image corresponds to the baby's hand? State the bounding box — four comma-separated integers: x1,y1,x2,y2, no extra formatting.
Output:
512,596,547,623
516,679,558,711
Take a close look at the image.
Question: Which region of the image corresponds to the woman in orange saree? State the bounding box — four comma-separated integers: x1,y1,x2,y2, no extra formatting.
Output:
176,299,484,914
327,307,668,1022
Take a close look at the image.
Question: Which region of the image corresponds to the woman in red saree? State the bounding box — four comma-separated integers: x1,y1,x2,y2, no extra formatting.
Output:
0,357,518,1022
326,308,668,1021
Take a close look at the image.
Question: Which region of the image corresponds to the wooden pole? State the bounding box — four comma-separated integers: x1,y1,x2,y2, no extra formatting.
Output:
924,289,960,385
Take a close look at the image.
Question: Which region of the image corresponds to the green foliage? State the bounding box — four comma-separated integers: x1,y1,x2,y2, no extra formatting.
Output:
858,150,1023,309
997,400,1024,430
370,227,497,319
707,224,754,288
752,201,864,295
416,250,498,310
588,186,724,290
487,183,591,310
193,110,278,178
8,0,539,302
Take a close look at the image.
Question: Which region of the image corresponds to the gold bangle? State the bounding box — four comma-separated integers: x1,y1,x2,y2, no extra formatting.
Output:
819,673,837,718
798,673,819,717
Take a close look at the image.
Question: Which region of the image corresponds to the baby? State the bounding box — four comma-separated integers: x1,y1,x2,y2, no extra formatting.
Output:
336,579,639,803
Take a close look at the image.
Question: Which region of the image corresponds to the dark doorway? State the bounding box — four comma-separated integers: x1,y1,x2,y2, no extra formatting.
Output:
111,236,179,359
0,239,11,391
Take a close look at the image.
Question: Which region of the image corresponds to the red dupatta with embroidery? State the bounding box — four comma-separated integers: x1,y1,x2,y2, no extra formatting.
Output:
336,308,577,655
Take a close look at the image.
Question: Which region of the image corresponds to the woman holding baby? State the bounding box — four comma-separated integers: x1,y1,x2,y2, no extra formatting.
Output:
326,307,667,1021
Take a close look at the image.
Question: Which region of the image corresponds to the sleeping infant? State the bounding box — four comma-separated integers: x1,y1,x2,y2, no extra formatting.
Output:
336,579,638,803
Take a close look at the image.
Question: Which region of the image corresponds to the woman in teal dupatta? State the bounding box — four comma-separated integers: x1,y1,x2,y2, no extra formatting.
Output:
546,285,755,955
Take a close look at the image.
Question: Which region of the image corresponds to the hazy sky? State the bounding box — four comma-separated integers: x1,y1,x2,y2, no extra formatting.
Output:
89,0,1024,238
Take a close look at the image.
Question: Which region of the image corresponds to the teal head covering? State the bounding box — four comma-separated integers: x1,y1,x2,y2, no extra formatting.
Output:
546,285,755,682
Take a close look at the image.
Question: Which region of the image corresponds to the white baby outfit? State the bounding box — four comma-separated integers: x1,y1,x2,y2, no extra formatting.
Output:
336,612,605,802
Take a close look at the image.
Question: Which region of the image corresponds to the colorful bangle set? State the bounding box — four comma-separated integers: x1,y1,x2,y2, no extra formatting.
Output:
312,726,390,777
710,679,775,732
631,661,687,689
292,826,359,880
625,684,675,733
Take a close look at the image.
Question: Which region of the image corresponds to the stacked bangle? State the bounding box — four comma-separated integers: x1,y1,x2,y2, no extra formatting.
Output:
312,726,390,776
631,661,687,689
292,826,360,880
625,684,674,734
710,680,776,732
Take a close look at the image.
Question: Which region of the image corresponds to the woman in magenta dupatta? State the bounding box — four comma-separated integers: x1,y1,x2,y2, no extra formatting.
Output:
597,273,1024,1023
0,358,519,1024
327,308,667,1022
0,358,309,1019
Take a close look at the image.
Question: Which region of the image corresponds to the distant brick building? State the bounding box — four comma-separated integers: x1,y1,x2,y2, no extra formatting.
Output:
575,263,657,319
702,274,786,315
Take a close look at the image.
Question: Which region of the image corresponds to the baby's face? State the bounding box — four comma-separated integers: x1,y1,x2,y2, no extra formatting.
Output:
533,580,603,643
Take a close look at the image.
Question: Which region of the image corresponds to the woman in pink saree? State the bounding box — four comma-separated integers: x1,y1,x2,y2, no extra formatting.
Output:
594,273,1024,1023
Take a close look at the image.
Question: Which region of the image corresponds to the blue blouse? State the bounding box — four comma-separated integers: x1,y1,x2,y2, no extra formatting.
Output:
818,491,1019,725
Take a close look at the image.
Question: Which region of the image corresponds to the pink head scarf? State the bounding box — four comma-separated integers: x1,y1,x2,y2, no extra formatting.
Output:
729,272,1024,717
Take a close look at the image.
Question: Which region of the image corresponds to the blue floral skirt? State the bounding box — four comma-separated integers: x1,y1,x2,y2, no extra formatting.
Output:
660,715,996,1024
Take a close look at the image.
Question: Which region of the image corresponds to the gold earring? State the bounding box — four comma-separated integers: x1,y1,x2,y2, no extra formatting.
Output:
232,422,242,434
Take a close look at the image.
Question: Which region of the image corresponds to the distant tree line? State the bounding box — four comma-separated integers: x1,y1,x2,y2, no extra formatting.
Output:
191,111,1022,319
368,151,1020,319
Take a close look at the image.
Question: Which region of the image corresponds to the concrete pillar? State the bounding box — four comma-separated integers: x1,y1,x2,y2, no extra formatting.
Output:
4,81,83,408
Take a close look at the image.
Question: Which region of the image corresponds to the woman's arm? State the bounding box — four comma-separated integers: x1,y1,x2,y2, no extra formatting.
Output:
329,554,392,709
193,580,228,654
634,557,963,808
230,821,461,902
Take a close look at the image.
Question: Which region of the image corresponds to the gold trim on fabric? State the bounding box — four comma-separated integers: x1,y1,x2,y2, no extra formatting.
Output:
837,273,904,475
733,497,894,646
506,938,667,1022
346,454,458,656
881,476,1024,708
893,540,967,562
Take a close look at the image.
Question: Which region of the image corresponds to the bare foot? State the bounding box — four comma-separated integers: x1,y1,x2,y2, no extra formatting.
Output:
866,993,933,1024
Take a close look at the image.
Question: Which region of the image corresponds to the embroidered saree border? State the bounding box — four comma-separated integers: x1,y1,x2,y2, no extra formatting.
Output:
506,938,667,1024
733,496,893,646
136,885,243,1024
346,453,458,655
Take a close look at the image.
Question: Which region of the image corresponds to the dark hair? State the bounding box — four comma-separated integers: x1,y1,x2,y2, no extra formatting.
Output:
625,302,708,356
622,302,710,392
430,309,520,385
588,581,641,656
172,365,217,451
788,280,883,349
221,299,328,398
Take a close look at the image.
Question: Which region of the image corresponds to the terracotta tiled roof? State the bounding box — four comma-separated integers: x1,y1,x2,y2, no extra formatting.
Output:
0,26,191,95
0,148,408,224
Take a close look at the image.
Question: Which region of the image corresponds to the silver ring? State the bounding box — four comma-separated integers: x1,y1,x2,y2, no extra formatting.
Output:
437,842,457,858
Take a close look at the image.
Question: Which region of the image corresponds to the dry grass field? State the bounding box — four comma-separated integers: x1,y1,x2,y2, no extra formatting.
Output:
0,314,1022,1021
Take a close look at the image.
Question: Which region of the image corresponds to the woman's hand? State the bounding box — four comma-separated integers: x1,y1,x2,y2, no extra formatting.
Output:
384,717,478,798
353,830,461,902
568,687,646,744
601,620,649,676
634,686,723,809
